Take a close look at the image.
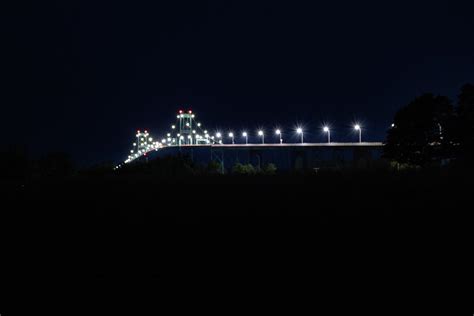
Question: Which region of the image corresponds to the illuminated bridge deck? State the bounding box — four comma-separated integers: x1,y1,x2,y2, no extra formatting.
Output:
171,142,383,148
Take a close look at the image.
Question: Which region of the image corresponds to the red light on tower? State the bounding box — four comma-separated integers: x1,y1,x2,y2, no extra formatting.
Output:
137,130,140,133
179,110,183,114
188,110,192,114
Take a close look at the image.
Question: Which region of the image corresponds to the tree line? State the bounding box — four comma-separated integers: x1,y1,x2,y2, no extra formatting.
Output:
384,83,474,167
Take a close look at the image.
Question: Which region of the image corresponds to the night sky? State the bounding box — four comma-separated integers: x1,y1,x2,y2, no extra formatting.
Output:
2,0,473,165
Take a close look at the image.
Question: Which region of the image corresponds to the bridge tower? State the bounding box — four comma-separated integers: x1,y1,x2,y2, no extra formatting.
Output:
175,109,210,146
177,110,194,145
133,130,154,156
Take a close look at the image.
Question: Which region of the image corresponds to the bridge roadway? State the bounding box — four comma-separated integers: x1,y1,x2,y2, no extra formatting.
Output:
163,142,383,148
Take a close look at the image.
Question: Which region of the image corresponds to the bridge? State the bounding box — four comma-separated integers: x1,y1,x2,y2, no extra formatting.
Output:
117,110,384,170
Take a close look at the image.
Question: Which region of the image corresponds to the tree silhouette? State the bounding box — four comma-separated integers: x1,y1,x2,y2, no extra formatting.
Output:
384,94,454,166
456,83,474,159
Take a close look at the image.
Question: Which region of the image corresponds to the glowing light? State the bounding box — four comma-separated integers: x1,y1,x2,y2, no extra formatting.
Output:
323,126,329,132
258,130,264,136
130,150,134,153
354,124,360,130
228,132,234,137
149,137,153,141
161,139,166,143
167,133,171,137
216,132,222,138
172,125,176,129
186,123,190,127
296,128,303,134
275,129,281,135
188,110,192,114
197,123,201,127
179,110,183,114
242,132,247,137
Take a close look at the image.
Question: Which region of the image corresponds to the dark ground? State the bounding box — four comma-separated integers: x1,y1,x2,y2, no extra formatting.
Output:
0,167,469,312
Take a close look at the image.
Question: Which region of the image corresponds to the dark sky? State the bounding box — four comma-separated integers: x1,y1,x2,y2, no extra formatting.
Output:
1,0,473,165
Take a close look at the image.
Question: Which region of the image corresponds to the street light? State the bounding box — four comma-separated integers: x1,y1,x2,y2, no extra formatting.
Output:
296,128,303,143
323,126,330,143
242,132,248,144
275,129,282,144
258,130,264,144
354,124,362,143
216,132,222,144
228,132,234,144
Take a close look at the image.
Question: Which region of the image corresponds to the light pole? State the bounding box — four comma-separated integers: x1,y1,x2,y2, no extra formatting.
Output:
354,124,361,143
275,129,282,144
258,130,264,144
228,132,234,144
296,128,303,144
242,132,248,144
323,126,330,143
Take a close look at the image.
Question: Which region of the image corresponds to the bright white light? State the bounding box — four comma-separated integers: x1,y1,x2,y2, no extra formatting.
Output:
171,125,176,129
191,114,195,118
391,123,395,127
204,130,208,134
180,136,184,140
228,132,234,137
167,138,171,142
242,132,247,137
133,143,136,146
296,128,303,134
275,129,281,135
193,130,196,134
216,132,222,138
130,150,134,153
177,133,181,136
258,130,264,136
186,123,190,127
354,124,361,130
323,126,329,132
177,115,180,119
197,123,201,127
188,135,192,139
167,133,171,137
149,137,153,141
161,139,166,143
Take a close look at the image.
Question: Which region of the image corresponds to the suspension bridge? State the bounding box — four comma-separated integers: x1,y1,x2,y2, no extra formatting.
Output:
116,109,383,170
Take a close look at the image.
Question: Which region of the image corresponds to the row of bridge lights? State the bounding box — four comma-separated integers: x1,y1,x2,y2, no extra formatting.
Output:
201,124,362,145
131,125,363,154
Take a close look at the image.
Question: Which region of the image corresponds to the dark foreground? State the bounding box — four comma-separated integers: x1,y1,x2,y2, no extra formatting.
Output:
0,168,469,311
